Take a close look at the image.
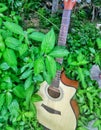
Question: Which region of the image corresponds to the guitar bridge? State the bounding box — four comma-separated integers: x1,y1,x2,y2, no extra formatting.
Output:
41,104,61,115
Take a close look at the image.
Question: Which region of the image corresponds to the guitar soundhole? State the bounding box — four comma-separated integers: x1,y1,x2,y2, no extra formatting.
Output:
48,86,60,99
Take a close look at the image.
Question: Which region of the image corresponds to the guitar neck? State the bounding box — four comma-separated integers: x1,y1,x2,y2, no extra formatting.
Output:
51,10,72,88
57,10,71,64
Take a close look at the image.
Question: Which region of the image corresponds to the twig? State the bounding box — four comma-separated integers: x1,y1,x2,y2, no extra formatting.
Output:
35,11,59,31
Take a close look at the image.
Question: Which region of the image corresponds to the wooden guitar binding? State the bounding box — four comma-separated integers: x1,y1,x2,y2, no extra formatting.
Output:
61,71,79,119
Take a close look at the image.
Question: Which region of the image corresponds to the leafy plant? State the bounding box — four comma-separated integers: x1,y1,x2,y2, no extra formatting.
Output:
0,3,68,129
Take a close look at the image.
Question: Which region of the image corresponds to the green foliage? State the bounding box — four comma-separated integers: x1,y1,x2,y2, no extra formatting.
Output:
0,4,68,129
0,1,101,130
64,12,101,130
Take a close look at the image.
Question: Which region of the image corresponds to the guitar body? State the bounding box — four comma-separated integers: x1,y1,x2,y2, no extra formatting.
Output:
35,1,79,130
35,72,79,130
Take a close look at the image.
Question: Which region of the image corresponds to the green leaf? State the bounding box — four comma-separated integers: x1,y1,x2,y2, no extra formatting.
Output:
0,34,5,52
5,126,15,130
25,85,34,107
96,38,101,49
18,44,28,56
0,62,10,70
0,93,5,110
5,37,21,50
31,94,42,102
24,75,32,90
13,85,26,98
20,69,32,79
4,21,24,35
45,56,56,79
0,3,8,13
33,74,43,83
3,48,17,67
34,57,45,75
41,28,55,54
43,71,52,84
24,111,34,118
29,32,45,42
6,92,12,106
8,99,19,121
49,46,69,57
78,67,87,88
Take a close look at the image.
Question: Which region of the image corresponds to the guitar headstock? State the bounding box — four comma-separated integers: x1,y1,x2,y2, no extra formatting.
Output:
64,0,76,10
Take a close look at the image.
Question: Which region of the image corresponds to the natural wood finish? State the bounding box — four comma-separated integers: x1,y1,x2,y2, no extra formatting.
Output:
71,99,79,119
61,71,78,89
61,72,79,119
35,81,77,130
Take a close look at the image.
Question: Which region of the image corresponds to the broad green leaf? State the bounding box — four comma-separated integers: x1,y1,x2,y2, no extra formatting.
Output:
5,37,21,50
49,46,69,58
45,56,56,79
27,28,35,34
0,34,5,52
20,69,32,79
43,71,52,84
0,3,8,13
33,74,43,83
29,32,45,42
0,93,5,110
3,75,12,88
4,21,24,35
3,48,17,67
13,85,26,98
41,28,55,54
96,38,101,49
31,94,42,102
25,85,34,107
24,75,32,90
0,17,2,26
0,62,10,70
8,99,19,121
78,67,87,88
6,92,12,106
18,44,28,56
24,111,34,118
34,57,45,75
0,29,12,39
77,53,85,62
5,126,14,130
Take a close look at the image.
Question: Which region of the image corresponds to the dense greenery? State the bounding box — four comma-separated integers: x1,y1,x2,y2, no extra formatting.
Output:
0,1,101,130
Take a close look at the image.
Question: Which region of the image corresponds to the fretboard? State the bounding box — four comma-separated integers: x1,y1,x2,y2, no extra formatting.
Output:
51,10,71,88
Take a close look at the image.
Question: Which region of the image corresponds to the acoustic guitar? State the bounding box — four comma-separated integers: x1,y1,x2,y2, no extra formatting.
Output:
35,0,79,130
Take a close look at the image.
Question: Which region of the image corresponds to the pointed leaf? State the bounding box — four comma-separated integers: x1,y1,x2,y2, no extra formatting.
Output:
5,37,21,50
0,93,5,110
13,85,26,98
4,22,24,35
49,46,69,58
25,85,34,106
41,28,55,54
3,48,17,67
45,56,56,79
6,92,12,106
34,57,45,75
18,44,28,56
31,94,42,102
24,75,32,90
43,71,52,84
96,38,101,49
29,32,45,42
20,69,32,79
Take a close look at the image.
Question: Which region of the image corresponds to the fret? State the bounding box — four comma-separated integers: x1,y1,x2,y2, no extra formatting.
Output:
51,10,71,88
